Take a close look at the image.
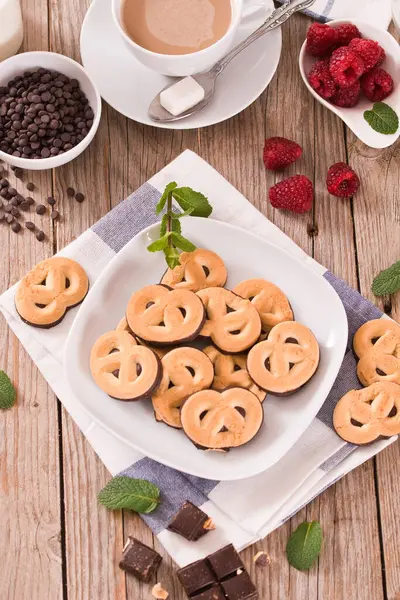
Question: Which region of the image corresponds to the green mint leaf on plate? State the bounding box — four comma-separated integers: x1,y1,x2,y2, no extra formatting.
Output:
172,187,212,218
170,232,196,252
164,246,181,270
156,181,177,214
98,476,160,513
0,370,16,410
173,207,194,219
364,102,399,135
160,213,182,237
147,233,171,252
372,260,400,296
286,521,322,571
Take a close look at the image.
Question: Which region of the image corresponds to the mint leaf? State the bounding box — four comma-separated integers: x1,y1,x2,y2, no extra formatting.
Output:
286,521,322,571
173,207,194,219
0,370,16,410
160,213,182,238
164,246,181,270
98,476,160,513
364,102,399,135
171,232,196,252
372,260,400,296
172,187,212,217
156,182,177,214
147,233,171,252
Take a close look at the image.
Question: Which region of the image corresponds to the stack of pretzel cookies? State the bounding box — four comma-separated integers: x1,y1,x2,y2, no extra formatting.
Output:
89,248,321,452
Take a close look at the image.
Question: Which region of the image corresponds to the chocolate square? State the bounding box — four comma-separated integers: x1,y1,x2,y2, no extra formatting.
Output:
221,570,259,600
191,584,226,600
119,537,162,582
177,559,217,597
167,500,211,541
207,544,244,580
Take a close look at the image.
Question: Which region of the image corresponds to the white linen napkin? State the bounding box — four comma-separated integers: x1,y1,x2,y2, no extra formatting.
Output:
0,150,396,568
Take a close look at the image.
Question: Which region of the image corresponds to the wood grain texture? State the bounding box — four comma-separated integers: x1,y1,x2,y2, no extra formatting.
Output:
0,5,399,600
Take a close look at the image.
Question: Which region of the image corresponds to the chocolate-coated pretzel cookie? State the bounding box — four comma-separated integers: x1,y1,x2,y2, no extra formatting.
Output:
161,248,227,292
116,317,170,359
181,387,264,450
233,278,293,332
126,284,206,346
353,319,400,386
204,345,266,402
197,287,261,354
247,322,319,394
90,329,162,401
15,257,89,328
152,347,214,428
333,382,400,444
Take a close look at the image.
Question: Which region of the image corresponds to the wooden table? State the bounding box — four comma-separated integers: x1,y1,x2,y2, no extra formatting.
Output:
1,3,399,599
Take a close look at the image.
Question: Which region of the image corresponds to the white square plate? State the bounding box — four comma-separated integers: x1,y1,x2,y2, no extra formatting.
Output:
64,218,348,481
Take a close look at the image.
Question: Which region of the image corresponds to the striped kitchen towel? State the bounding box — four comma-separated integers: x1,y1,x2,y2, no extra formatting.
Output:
0,150,396,567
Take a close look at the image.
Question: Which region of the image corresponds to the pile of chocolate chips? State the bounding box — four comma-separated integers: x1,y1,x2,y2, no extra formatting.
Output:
0,68,94,159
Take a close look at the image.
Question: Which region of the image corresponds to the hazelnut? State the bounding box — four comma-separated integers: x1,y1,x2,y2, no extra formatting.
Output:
152,583,169,599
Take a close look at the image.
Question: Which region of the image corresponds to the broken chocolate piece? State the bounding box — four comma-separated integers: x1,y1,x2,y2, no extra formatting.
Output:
167,501,212,541
119,536,162,583
221,570,259,600
177,559,216,597
191,584,226,600
207,544,244,581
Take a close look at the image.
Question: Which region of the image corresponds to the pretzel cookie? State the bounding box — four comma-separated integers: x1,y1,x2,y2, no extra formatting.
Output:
181,388,264,450
204,345,266,402
197,287,261,354
15,257,89,328
353,319,400,386
90,329,162,401
333,382,400,445
116,318,170,359
161,248,227,292
152,347,214,428
247,322,319,394
233,278,293,332
126,284,206,346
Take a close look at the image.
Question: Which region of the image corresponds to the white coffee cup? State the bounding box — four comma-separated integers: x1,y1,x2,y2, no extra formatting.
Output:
111,0,243,77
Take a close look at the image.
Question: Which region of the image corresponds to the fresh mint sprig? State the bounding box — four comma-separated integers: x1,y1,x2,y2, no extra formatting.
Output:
286,521,323,571
372,260,400,296
148,182,212,269
364,102,399,135
0,370,16,410
98,476,160,514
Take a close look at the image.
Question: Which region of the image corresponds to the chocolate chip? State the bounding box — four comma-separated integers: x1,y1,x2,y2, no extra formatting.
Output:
14,167,23,178
0,178,9,188
47,196,56,206
25,196,34,205
0,188,9,198
26,181,35,191
66,186,75,197
4,203,13,212
8,187,17,196
5,214,13,224
20,200,30,211
11,197,19,206
35,230,45,241
50,209,59,220
75,192,84,203
11,221,21,233
11,207,19,217
25,221,35,231
35,204,46,215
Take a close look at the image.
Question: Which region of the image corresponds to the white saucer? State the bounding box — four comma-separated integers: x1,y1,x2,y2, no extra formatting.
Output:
80,0,282,129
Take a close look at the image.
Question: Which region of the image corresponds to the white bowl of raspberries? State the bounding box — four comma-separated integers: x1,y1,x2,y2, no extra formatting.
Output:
299,20,400,149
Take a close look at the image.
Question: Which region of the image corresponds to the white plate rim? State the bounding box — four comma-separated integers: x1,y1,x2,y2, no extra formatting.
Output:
79,0,282,130
64,218,348,481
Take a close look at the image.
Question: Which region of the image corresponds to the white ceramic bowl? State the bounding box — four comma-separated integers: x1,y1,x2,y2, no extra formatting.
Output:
0,51,102,170
111,0,243,77
299,20,400,149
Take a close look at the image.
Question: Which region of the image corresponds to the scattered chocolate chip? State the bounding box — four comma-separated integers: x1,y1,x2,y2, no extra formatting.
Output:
25,221,35,231
0,178,9,188
50,209,59,220
307,223,319,237
35,230,45,241
253,551,270,568
8,187,17,197
14,167,23,179
0,188,9,198
5,214,13,224
11,197,19,206
66,186,75,197
15,194,24,204
10,207,19,217
35,204,46,215
47,196,56,205
25,196,35,205
11,221,21,233
20,200,30,211
26,181,35,191
4,203,13,212
75,192,84,203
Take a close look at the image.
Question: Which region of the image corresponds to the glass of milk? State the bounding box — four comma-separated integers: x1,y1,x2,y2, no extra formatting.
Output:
0,0,23,62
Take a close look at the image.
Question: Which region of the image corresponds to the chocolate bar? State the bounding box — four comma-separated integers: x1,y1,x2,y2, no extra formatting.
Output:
177,558,217,597
167,500,213,541
221,570,259,600
119,536,162,582
191,584,226,600
207,544,244,580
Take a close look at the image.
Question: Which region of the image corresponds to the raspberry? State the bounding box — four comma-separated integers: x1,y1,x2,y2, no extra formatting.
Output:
349,38,385,72
263,137,303,171
361,67,394,101
308,59,336,99
269,175,313,213
331,81,361,107
335,23,361,46
329,47,364,88
326,162,360,198
306,23,338,57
